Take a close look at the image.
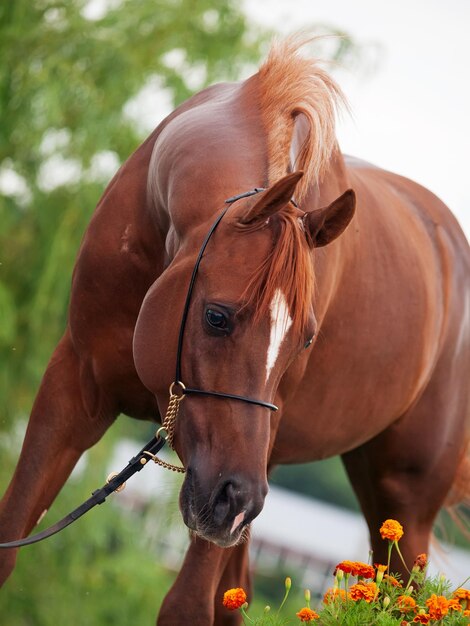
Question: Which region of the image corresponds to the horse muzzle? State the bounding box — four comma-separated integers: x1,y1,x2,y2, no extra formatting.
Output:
179,467,268,547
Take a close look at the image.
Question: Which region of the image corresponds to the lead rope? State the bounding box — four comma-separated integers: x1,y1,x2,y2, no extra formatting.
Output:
142,382,186,473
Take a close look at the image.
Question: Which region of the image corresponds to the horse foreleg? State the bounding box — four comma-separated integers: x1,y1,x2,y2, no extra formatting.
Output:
213,538,251,626
158,535,250,626
0,332,117,584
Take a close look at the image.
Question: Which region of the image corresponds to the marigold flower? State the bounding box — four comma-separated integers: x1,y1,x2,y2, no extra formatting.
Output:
335,560,375,578
323,588,349,603
380,519,404,542
222,588,247,610
376,564,388,572
426,594,449,620
349,581,378,603
454,588,470,603
334,560,355,575
463,608,470,616
412,553,427,571
384,574,402,588
447,598,463,612
413,613,430,624
354,562,376,579
296,607,319,622
397,595,417,613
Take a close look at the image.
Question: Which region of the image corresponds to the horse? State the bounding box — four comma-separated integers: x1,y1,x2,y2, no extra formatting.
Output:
1,36,469,625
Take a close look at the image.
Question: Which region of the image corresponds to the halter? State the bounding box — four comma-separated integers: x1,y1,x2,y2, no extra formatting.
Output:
153,187,278,471
0,186,279,549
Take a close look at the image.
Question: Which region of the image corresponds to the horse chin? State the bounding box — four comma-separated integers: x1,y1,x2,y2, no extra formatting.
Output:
183,509,249,547
182,503,249,547
192,523,249,548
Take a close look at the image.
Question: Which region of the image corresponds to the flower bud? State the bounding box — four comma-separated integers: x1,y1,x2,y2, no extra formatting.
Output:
263,605,271,613
336,569,344,581
285,577,292,591
383,595,391,609
304,589,311,603
412,553,427,572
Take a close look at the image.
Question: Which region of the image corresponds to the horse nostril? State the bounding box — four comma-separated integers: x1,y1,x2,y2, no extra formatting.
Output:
213,480,237,526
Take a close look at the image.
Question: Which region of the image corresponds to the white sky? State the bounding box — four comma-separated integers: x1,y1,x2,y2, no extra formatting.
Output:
244,0,470,240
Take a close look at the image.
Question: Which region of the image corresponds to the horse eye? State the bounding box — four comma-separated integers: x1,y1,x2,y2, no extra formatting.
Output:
206,309,228,329
304,337,313,349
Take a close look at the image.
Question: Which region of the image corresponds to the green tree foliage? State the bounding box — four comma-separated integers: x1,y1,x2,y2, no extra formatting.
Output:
0,0,262,426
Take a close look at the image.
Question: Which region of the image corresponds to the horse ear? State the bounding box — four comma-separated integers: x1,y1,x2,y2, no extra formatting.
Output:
304,189,356,247
240,171,304,224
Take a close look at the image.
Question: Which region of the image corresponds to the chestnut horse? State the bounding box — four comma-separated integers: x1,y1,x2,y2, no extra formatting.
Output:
1,38,469,625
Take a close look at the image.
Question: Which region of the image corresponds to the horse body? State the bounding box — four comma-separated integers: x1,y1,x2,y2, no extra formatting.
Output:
1,38,469,625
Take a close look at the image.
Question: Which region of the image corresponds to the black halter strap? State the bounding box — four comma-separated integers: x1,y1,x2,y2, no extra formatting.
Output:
0,435,166,548
174,187,278,412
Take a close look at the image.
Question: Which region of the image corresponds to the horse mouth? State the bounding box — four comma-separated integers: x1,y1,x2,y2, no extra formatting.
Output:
183,502,251,547
193,519,250,548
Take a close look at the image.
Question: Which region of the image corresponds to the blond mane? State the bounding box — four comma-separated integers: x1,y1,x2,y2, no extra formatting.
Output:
256,35,346,201
237,37,345,330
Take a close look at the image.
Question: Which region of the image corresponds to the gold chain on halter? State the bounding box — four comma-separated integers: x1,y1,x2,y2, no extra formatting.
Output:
142,382,186,473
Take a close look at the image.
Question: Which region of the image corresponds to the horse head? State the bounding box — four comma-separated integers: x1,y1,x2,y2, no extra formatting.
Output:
133,171,355,547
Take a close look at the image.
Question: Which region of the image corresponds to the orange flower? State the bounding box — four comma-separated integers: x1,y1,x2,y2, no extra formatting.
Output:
296,607,319,622
335,560,375,578
222,588,247,610
412,553,427,571
463,609,470,616
323,588,349,603
397,595,417,613
426,594,449,620
354,562,376,579
380,519,404,542
376,564,388,573
413,613,430,624
447,598,463,612
349,581,378,603
384,574,402,588
454,588,470,603
335,560,355,575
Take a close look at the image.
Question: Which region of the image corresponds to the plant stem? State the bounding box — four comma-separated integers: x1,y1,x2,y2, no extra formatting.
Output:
387,541,393,574
278,586,291,614
394,541,410,575
240,606,254,624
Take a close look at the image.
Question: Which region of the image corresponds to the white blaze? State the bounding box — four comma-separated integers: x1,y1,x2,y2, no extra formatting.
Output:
265,289,293,382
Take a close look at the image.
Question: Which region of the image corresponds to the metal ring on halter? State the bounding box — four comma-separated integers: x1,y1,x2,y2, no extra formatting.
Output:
156,426,169,440
106,472,126,493
169,381,186,399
